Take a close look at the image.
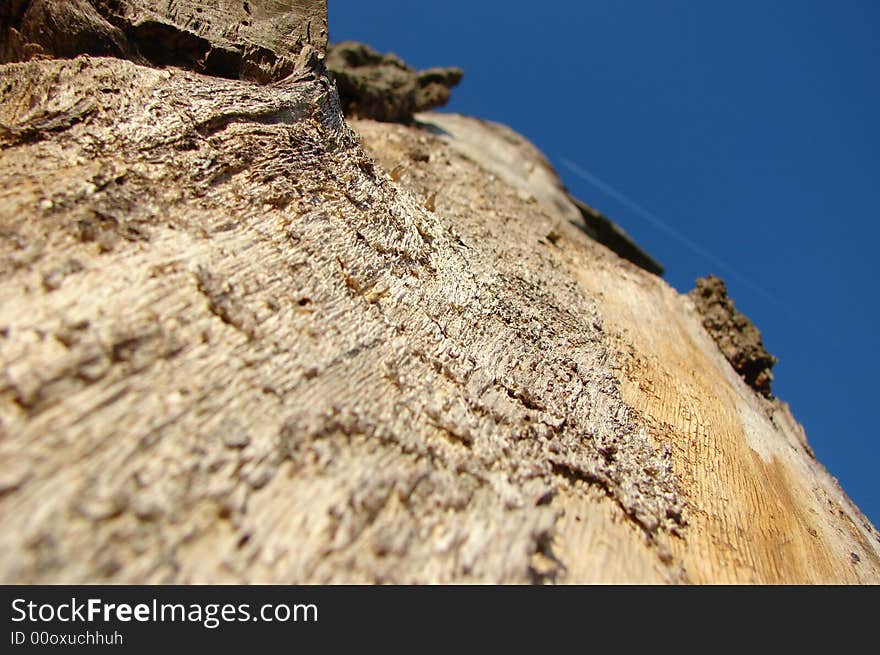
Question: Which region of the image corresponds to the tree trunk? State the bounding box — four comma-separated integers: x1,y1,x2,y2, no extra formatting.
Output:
0,1,877,583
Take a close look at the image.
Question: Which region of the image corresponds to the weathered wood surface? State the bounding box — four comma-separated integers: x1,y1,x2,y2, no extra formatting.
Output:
0,2,877,583
0,54,685,583
355,114,880,583
416,112,664,276
1,1,327,82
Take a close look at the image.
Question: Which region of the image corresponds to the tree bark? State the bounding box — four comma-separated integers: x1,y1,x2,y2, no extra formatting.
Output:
1,0,327,82
0,1,877,583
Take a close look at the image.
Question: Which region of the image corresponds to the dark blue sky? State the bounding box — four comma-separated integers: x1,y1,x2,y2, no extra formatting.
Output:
330,0,879,526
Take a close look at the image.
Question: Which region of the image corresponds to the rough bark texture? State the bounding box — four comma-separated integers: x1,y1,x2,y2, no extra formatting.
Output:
327,41,463,123
1,2,878,584
1,1,328,82
689,275,777,397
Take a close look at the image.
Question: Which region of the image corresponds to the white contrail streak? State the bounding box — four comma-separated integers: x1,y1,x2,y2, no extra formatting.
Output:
559,157,785,307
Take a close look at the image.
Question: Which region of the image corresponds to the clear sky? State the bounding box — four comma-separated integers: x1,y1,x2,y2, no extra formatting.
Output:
330,0,879,526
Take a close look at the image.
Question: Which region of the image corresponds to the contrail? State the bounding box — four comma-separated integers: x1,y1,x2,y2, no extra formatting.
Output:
559,157,786,308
